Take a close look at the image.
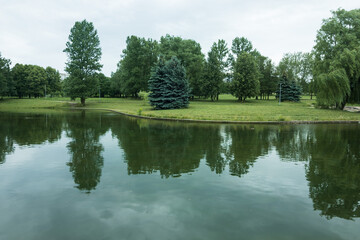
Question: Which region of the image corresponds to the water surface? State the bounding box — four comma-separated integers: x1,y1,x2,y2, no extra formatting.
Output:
0,111,359,240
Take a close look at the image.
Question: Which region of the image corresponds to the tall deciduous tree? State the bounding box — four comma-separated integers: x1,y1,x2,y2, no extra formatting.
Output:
313,8,360,109
231,52,260,101
148,57,190,109
63,19,102,105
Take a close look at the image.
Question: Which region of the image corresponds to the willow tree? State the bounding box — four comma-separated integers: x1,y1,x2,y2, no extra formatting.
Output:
63,20,102,105
313,9,360,109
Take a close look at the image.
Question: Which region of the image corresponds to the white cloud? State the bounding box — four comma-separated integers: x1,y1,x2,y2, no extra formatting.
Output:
0,0,359,75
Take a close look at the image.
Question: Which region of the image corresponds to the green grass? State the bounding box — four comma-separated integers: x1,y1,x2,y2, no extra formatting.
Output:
0,95,359,122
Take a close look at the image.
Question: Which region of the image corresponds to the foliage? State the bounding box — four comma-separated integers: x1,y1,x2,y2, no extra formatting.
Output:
148,57,190,109
277,52,314,95
109,70,122,97
276,76,302,102
45,67,62,97
63,19,102,105
0,53,12,98
159,35,205,97
11,64,48,98
202,40,230,101
116,36,158,96
95,73,110,97
230,52,260,101
259,59,277,99
231,37,254,57
313,8,360,109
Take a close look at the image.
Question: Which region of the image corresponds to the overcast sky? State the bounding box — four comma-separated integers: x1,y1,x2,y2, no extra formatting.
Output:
0,0,359,76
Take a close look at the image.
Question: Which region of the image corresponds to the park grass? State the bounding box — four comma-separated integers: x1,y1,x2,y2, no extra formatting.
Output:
0,95,359,122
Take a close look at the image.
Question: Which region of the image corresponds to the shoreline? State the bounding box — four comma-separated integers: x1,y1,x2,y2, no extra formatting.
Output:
76,107,360,124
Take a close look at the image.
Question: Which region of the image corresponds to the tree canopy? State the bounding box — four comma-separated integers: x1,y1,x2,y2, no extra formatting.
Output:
230,52,260,101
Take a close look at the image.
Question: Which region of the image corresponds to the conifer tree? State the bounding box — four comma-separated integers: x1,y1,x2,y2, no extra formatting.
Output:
148,57,190,109
276,76,302,102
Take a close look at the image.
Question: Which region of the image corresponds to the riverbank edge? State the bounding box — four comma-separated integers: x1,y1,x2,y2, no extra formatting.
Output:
75,107,360,124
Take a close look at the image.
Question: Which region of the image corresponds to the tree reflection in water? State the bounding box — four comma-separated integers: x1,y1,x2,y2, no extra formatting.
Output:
65,111,108,193
0,112,359,220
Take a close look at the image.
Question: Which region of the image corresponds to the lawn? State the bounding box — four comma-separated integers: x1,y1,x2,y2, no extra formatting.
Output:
0,95,359,122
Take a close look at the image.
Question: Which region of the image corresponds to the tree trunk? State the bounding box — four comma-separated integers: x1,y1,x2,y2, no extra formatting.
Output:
81,97,85,106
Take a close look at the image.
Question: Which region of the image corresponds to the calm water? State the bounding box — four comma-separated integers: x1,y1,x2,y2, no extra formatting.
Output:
0,111,360,240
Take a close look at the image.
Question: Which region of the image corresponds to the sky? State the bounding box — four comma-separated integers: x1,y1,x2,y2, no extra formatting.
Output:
0,0,359,76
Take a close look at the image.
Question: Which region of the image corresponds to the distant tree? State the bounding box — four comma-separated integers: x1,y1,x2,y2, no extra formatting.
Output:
12,64,47,98
159,35,205,97
63,19,102,105
117,36,158,97
276,75,302,102
148,57,190,109
27,65,47,98
12,64,28,98
277,52,314,96
109,70,122,97
313,9,360,109
45,66,61,97
0,53,12,98
202,40,230,101
230,52,260,102
96,73,111,97
260,59,277,99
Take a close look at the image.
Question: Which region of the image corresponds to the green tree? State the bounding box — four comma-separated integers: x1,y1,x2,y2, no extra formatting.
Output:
0,53,12,98
230,52,260,101
96,73,111,97
12,64,29,98
63,19,102,105
313,9,360,109
109,70,122,97
276,75,302,102
159,35,205,97
45,67,62,97
117,36,158,97
259,59,277,99
148,57,190,109
277,52,314,96
202,40,231,101
11,64,47,98
27,65,47,98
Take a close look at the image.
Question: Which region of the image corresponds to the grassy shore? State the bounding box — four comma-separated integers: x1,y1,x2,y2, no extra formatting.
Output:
0,95,359,122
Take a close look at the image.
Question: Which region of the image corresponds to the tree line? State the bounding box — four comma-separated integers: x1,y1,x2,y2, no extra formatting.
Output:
1,8,359,109
0,55,62,99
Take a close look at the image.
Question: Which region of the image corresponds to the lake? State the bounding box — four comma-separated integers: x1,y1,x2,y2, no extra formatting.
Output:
0,111,359,240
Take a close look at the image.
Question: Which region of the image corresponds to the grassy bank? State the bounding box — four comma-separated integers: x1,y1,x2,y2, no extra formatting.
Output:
0,95,359,122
